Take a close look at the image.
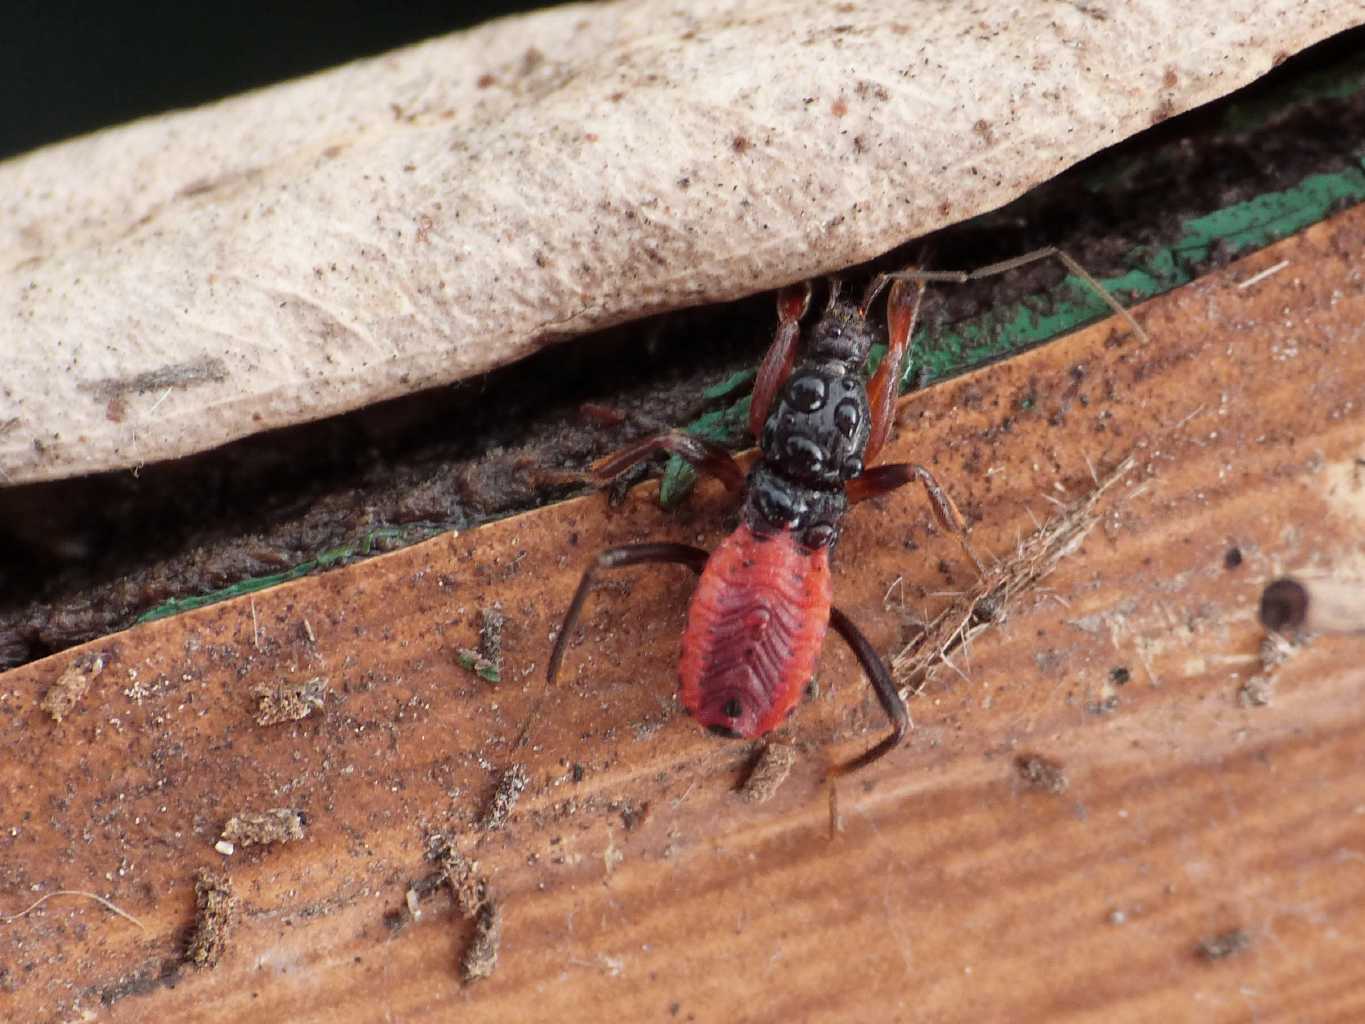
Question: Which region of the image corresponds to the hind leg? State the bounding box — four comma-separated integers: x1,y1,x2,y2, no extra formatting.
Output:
547,543,709,683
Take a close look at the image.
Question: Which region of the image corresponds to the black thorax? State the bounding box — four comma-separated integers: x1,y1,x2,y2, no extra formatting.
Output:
742,301,878,551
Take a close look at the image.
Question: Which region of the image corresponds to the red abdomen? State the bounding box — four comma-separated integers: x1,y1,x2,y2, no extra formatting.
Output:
679,523,832,739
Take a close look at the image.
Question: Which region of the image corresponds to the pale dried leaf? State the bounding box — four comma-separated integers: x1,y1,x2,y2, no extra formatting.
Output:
2,0,1358,484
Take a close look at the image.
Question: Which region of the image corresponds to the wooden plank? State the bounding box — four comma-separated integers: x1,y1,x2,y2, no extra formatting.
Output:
3,205,1364,1023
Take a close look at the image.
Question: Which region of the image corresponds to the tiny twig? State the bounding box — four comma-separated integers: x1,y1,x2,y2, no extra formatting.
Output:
2,890,146,930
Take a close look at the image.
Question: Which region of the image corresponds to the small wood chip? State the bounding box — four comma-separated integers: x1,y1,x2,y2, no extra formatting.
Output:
479,607,504,670
740,742,797,804
461,899,503,983
457,606,506,683
41,655,104,722
184,870,237,968
1238,676,1274,708
1197,928,1251,961
220,808,306,848
1014,753,1069,794
251,677,326,725
478,764,529,831
433,840,502,982
438,847,486,918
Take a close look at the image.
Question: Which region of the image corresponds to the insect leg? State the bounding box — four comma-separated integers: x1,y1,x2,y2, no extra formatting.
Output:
863,276,928,464
547,543,709,684
888,246,1148,343
847,463,985,576
748,281,813,439
588,431,745,493
827,606,908,775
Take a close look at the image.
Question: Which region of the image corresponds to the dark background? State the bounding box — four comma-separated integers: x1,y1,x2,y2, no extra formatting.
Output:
2,2,550,160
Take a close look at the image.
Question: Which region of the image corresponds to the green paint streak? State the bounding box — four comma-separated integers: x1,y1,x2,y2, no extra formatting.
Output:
1221,48,1365,132
661,161,1365,504
134,526,421,624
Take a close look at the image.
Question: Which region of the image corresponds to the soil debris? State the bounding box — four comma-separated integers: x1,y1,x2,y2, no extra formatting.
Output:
1196,928,1251,961
432,840,502,982
1014,753,1069,794
1238,676,1274,707
480,606,505,670
251,676,326,725
1240,628,1298,707
40,653,104,722
220,808,306,848
458,606,506,683
438,846,487,918
740,742,798,804
479,764,529,831
184,870,237,968
461,899,503,982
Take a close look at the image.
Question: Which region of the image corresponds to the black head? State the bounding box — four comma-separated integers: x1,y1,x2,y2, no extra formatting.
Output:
804,301,878,371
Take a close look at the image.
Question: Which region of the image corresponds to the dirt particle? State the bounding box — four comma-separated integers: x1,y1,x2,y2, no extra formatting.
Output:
476,72,497,89
1196,928,1250,961
41,653,104,722
1014,753,1068,794
1223,546,1243,569
479,764,529,831
731,135,751,154
1259,578,1308,632
461,899,503,982
830,97,848,117
184,870,237,969
520,47,544,75
619,801,651,830
252,676,326,725
79,357,228,401
1238,676,1273,707
220,808,306,848
1109,666,1130,685
1086,696,1120,715
434,842,501,982
1258,632,1295,672
438,847,487,918
459,606,507,684
740,742,797,803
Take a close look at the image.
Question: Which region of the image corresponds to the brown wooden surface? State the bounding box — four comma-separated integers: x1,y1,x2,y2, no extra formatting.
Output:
3,207,1364,1023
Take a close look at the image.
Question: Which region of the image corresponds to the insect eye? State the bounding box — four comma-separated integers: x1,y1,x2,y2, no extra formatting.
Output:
723,698,743,719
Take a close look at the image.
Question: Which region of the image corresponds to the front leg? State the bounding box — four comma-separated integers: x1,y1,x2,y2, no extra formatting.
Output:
748,281,813,439
888,246,1148,343
862,276,928,465
847,463,984,576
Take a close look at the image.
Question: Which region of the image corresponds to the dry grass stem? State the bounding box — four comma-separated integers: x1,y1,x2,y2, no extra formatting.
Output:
893,455,1137,689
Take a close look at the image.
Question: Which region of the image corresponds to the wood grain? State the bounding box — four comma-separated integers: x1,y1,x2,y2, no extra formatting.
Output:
2,206,1364,1023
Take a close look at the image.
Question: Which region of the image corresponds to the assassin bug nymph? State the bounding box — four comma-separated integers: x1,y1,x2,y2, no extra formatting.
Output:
548,251,1144,773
